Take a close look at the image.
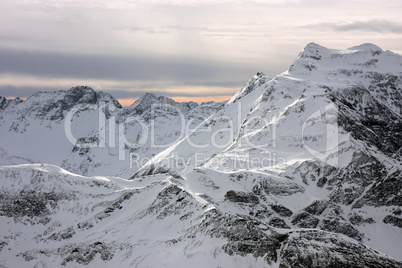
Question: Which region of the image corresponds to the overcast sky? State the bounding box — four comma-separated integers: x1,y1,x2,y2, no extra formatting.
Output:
1,0,401,105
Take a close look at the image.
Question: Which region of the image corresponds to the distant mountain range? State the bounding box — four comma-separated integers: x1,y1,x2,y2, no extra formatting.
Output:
0,43,401,267
0,87,223,178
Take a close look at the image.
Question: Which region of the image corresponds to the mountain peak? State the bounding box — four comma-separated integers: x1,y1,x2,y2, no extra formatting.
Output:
4,86,122,121
129,93,161,108
68,85,94,94
140,92,159,101
286,42,400,78
128,92,192,115
304,42,325,50
348,43,383,52
299,42,329,60
65,86,122,108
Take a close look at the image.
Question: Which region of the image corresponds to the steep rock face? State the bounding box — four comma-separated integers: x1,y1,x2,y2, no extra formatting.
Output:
279,230,400,268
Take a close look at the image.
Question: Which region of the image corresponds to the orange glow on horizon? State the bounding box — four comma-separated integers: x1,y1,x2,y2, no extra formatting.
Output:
171,95,232,104
118,98,139,107
5,97,28,101
117,95,232,107
5,96,231,107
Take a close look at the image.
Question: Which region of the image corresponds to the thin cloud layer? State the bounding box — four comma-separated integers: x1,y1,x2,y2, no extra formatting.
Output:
0,48,253,83
303,19,402,34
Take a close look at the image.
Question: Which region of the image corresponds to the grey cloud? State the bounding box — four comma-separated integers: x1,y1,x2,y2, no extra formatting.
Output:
0,86,52,99
0,86,145,99
0,47,253,85
302,19,402,34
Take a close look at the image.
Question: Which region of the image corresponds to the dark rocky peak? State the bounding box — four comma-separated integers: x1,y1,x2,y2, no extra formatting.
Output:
0,96,24,110
0,96,10,111
132,92,158,105
181,101,199,110
64,86,122,108
65,86,97,105
0,97,23,111
200,101,217,106
10,86,121,121
126,92,192,116
24,86,120,108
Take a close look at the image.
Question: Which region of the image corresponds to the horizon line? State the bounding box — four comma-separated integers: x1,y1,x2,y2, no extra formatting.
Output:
3,95,233,107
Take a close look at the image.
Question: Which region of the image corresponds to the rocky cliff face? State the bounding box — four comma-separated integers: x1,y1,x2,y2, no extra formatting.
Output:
0,43,401,267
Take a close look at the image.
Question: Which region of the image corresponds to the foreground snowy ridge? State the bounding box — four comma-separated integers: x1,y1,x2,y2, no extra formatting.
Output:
0,163,400,267
0,43,401,267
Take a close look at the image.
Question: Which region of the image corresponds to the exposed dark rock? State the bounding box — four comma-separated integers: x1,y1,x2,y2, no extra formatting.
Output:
141,184,194,220
270,204,293,217
253,178,305,196
304,200,329,215
269,217,290,229
48,226,76,241
321,219,363,241
61,242,114,266
18,86,122,121
0,241,7,252
329,152,388,206
393,208,402,216
331,186,364,206
292,161,336,187
253,208,273,219
334,80,402,157
95,191,135,221
279,230,401,268
291,212,319,228
0,96,11,111
72,137,99,155
353,171,402,208
383,215,402,228
317,177,327,187
0,190,64,224
349,214,376,225
225,190,259,204
197,209,285,264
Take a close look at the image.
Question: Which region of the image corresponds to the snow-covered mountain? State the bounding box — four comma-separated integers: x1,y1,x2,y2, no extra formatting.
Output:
0,43,401,267
0,87,223,178
133,42,402,262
